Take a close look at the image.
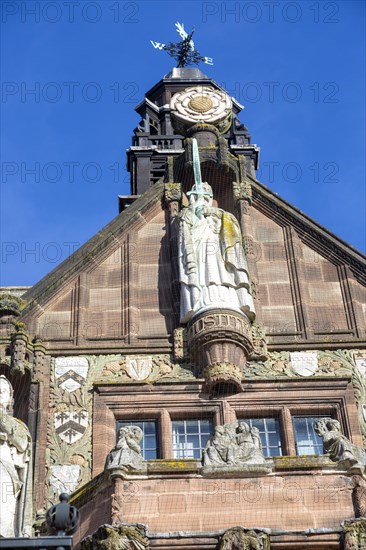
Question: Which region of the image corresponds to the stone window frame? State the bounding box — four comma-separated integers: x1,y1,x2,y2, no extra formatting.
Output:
92,378,359,475
234,405,338,457
114,410,217,463
116,419,160,460
93,384,222,474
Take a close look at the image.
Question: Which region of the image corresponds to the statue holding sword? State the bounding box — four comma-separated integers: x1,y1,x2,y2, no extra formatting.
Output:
177,139,255,324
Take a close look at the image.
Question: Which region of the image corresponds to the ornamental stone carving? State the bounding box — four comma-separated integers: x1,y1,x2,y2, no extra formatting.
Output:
219,526,270,550
351,476,366,518
164,182,182,203
0,375,32,537
105,426,146,476
342,519,366,550
170,86,232,134
81,523,149,550
188,309,253,394
203,421,272,475
232,181,252,205
314,418,366,476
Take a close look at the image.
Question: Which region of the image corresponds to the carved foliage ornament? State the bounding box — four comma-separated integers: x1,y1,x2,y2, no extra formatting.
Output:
101,354,195,382
220,527,270,550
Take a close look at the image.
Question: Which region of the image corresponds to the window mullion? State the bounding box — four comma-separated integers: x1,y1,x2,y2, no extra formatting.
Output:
160,409,172,459
280,407,296,455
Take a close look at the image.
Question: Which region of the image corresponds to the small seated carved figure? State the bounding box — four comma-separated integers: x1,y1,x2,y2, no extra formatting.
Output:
203,421,267,469
314,418,366,476
105,426,145,472
203,425,236,467
235,421,266,465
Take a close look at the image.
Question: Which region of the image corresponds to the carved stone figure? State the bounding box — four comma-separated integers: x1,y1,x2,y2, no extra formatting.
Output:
0,375,32,537
81,523,149,550
105,426,146,473
220,526,270,550
203,421,267,470
178,181,255,324
351,475,366,518
314,417,366,475
342,518,366,550
177,138,255,324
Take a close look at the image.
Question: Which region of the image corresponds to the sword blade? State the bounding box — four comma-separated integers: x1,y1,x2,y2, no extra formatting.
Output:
192,138,203,195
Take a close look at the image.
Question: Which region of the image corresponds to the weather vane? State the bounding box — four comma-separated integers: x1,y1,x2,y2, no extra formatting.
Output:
151,22,213,68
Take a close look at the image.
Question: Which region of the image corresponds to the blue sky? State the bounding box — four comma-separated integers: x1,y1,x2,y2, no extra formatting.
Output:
1,0,365,286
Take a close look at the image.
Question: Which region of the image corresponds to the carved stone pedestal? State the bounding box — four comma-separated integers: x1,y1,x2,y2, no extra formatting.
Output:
187,308,253,394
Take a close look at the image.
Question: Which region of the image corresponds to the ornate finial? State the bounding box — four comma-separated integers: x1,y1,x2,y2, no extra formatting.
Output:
46,493,80,536
150,22,213,68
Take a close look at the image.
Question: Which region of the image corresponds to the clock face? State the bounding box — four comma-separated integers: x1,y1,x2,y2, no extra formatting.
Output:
170,86,232,126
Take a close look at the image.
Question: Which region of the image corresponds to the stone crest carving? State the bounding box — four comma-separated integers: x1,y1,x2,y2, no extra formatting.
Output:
290,351,318,376
55,356,89,392
220,526,270,550
203,421,272,475
81,523,149,550
105,425,146,475
0,375,32,537
314,417,366,476
354,351,366,377
49,464,81,497
125,356,152,381
54,410,88,444
102,354,195,382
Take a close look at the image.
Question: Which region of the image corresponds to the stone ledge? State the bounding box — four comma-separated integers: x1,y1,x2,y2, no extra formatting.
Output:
273,455,337,470
147,459,201,474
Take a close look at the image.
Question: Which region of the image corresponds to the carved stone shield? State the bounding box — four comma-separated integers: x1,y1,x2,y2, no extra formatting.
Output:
125,356,152,381
355,353,366,377
55,357,89,392
54,410,88,444
290,352,318,376
49,465,81,495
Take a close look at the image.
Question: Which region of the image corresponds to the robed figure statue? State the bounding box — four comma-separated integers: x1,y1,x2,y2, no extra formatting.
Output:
178,140,255,324
0,375,32,537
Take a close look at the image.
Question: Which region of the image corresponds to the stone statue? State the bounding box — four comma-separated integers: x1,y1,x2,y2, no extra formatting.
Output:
0,375,32,537
105,426,146,473
178,139,255,324
81,523,149,550
220,526,270,550
203,421,267,470
314,417,366,476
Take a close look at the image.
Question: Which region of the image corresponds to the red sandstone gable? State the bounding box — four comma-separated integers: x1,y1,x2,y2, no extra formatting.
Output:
18,177,366,352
